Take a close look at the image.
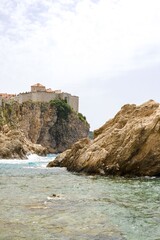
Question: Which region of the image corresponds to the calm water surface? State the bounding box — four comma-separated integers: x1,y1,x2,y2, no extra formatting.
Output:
0,154,159,240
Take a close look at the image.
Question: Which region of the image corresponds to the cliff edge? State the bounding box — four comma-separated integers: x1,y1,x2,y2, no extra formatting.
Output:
48,100,160,177
0,100,89,158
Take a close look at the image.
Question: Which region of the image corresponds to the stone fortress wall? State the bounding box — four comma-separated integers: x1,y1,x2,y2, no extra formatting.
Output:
0,83,79,112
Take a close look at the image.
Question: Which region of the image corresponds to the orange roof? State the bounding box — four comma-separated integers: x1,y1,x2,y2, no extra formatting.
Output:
0,93,15,98
31,83,45,87
46,88,54,92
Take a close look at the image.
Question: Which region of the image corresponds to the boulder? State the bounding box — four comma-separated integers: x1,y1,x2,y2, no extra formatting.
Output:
0,129,47,159
48,100,160,177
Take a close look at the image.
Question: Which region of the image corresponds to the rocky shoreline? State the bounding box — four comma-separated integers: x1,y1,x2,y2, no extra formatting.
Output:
0,126,46,159
0,100,89,158
47,100,160,177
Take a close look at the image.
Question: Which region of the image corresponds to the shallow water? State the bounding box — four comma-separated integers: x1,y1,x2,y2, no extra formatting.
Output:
0,154,159,240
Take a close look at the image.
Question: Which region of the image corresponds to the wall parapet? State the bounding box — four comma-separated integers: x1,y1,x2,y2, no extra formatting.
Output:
0,84,79,112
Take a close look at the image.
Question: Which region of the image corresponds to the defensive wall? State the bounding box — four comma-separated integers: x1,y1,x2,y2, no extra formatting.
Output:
0,84,79,112
15,92,79,112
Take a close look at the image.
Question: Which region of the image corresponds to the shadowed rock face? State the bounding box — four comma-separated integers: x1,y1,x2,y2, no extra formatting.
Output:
48,100,160,177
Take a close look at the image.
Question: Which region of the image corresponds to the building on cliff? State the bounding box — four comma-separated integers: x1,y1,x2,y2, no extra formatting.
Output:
0,83,79,112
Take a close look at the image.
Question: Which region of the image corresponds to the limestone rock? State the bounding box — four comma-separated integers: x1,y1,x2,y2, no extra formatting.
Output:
0,101,89,154
47,149,71,167
0,130,46,159
48,100,160,177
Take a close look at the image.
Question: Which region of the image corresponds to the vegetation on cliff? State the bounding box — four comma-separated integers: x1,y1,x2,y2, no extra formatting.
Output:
0,103,13,127
50,99,88,125
0,99,89,157
50,99,72,120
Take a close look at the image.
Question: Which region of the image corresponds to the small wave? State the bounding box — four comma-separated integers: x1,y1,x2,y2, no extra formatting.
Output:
0,154,56,167
0,159,29,164
27,204,48,210
144,176,157,180
27,154,46,162
23,164,52,169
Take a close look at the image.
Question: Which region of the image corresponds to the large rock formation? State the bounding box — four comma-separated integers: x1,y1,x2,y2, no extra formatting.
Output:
0,100,89,157
48,100,160,177
0,126,46,159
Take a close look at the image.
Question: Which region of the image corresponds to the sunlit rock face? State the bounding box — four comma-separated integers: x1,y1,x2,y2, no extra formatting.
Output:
17,102,89,153
0,101,89,156
0,129,47,159
49,100,160,177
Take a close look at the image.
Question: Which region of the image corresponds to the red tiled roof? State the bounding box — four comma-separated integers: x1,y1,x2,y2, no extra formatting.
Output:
31,83,45,87
46,88,54,92
0,93,16,98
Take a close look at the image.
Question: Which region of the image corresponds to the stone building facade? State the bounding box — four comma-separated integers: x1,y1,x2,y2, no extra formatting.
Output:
0,84,79,112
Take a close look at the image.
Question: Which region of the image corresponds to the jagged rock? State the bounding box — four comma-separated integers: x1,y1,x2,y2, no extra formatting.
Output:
47,149,71,167
48,100,160,177
0,130,47,159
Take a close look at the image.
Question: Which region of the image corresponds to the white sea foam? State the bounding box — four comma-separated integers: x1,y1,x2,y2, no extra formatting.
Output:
47,194,64,200
0,159,29,164
0,154,56,167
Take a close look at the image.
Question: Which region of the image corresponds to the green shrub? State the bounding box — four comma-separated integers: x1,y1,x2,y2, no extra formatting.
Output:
78,112,86,122
40,103,47,113
50,99,72,120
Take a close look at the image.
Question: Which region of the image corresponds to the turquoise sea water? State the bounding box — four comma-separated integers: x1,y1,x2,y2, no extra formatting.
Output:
0,154,159,240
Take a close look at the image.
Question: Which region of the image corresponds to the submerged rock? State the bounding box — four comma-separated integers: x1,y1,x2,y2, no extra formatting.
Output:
48,100,160,177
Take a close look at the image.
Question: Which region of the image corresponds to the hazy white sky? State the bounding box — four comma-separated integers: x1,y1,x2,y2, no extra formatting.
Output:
0,0,160,130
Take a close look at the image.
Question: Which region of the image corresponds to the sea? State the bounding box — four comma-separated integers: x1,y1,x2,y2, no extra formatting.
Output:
0,154,159,240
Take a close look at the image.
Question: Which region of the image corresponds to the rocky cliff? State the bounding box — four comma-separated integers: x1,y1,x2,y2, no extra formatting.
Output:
0,127,46,159
0,100,89,158
48,100,160,177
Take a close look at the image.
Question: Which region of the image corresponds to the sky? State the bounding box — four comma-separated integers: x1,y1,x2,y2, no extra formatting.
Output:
0,0,160,130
